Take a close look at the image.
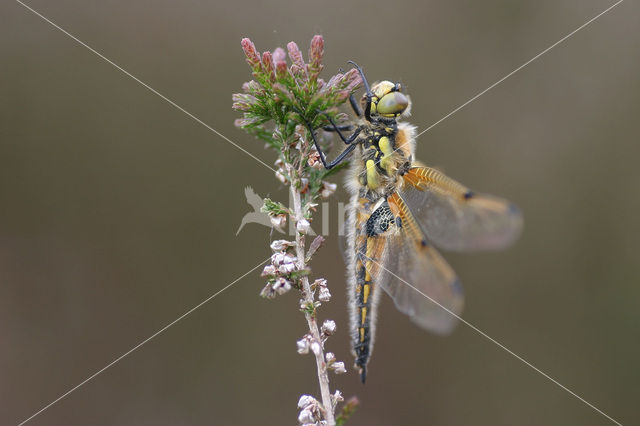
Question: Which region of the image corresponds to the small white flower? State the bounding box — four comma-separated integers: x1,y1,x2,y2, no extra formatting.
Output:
318,286,331,302
331,390,344,406
297,394,322,425
298,408,315,424
332,361,347,374
312,278,327,288
320,182,337,198
325,352,336,364
297,394,317,409
278,261,297,274
296,339,309,354
296,218,311,234
271,252,286,266
296,334,312,354
275,169,289,184
270,214,287,232
259,283,276,299
273,277,292,295
310,340,322,356
321,320,336,336
274,253,298,274
260,264,277,277
270,239,294,252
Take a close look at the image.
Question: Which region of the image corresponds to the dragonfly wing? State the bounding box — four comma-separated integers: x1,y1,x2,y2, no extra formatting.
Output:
400,166,523,251
364,193,464,335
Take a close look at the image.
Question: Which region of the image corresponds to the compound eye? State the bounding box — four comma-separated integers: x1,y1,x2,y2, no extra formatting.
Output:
376,92,408,116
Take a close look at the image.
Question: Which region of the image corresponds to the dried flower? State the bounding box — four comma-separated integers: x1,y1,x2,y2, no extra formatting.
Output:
310,340,322,356
307,150,323,169
331,390,343,404
275,170,288,184
331,362,346,375
273,277,292,295
325,352,336,364
297,334,313,354
261,264,277,277
306,237,325,262
311,278,331,302
270,214,287,232
296,218,311,234
321,320,336,336
318,286,331,302
320,182,337,198
260,282,278,299
271,252,298,274
270,239,294,252
298,395,318,410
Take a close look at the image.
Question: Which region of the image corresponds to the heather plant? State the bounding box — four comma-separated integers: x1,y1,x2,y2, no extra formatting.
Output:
233,36,361,425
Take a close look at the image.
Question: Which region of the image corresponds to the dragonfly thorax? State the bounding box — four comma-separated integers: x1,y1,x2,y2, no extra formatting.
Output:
356,121,413,194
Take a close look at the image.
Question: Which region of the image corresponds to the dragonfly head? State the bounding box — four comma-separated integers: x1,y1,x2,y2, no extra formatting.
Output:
347,61,410,121
369,81,409,118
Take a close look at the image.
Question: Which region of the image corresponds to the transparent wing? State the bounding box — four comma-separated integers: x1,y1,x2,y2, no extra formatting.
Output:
364,193,464,335
400,166,523,251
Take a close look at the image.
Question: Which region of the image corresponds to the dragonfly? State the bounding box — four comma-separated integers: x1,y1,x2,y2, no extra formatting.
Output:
304,62,523,383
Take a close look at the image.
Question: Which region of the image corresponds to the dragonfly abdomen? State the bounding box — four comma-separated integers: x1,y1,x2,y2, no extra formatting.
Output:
353,200,396,383
353,237,375,383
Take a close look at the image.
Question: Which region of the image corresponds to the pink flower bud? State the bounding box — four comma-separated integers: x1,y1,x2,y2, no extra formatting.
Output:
241,38,261,71
273,47,286,63
287,41,305,69
309,35,324,68
261,51,275,81
307,35,324,81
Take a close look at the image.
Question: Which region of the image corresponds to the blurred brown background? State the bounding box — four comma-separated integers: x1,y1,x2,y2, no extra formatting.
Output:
1,0,639,425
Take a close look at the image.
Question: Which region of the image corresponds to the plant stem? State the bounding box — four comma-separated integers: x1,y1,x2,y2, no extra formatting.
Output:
288,164,336,426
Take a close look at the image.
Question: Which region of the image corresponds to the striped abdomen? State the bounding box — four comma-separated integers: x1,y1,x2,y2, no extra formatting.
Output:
351,199,395,383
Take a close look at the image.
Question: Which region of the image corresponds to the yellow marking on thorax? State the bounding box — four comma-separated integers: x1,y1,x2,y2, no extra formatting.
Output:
366,159,380,189
360,307,367,325
363,282,370,302
359,327,365,342
378,136,394,172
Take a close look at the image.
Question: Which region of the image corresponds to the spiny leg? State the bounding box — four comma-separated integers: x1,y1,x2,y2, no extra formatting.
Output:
323,124,353,132
302,118,357,169
318,111,361,145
